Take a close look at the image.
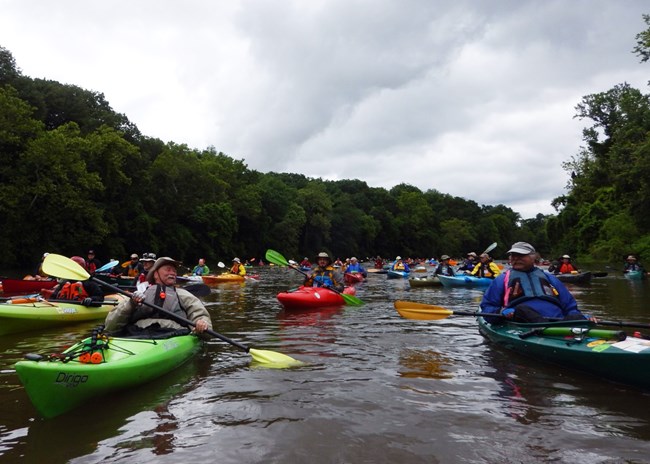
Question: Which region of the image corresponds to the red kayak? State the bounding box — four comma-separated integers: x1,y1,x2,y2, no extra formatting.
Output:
277,286,356,310
344,272,365,284
1,278,57,297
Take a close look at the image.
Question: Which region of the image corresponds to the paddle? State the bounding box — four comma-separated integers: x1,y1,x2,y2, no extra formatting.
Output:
42,254,302,367
94,260,119,274
264,249,364,306
481,242,497,255
393,300,650,330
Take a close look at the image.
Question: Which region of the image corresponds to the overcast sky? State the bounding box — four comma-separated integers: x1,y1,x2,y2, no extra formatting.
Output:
2,1,648,218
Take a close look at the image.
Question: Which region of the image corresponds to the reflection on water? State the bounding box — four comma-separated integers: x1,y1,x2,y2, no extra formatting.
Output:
398,349,453,380
1,267,650,462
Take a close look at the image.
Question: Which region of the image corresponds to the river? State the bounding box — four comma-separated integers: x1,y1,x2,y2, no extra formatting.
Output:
0,266,649,463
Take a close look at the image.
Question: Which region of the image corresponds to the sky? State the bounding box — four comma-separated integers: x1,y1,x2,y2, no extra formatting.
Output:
1,1,648,219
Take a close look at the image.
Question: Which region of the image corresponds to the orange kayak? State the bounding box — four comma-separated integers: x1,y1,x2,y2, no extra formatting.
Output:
201,274,245,285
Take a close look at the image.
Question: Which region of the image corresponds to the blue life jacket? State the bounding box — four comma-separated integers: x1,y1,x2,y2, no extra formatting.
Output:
504,268,560,308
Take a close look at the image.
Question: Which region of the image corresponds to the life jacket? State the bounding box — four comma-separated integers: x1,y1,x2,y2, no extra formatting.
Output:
393,262,405,270
309,266,338,287
131,285,187,323
436,264,454,276
86,262,97,274
126,263,140,277
472,262,500,278
503,269,561,308
346,263,363,273
558,263,577,274
55,281,89,301
230,263,246,275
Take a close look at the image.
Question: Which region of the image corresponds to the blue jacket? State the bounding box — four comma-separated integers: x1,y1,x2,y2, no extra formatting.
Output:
480,267,583,321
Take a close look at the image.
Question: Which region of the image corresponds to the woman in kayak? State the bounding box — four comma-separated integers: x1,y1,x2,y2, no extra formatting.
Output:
480,242,590,323
105,257,212,338
303,252,344,292
555,255,579,274
229,258,247,276
470,253,501,279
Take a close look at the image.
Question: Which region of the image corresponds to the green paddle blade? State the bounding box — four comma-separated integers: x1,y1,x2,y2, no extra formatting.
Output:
265,249,289,266
341,292,364,306
43,254,91,281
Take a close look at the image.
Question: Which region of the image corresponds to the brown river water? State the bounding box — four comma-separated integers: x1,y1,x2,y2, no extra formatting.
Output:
0,266,649,463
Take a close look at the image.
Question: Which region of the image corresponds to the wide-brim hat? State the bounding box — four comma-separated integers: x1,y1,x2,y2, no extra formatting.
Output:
562,255,571,259
627,255,637,260
467,252,477,257
147,257,182,283
440,255,450,260
316,252,331,262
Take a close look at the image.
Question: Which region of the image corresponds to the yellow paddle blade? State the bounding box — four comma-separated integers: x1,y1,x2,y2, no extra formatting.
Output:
42,254,91,281
393,300,453,320
249,348,305,368
395,307,454,320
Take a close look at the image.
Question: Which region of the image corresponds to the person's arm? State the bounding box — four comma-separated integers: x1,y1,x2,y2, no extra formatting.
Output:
178,290,213,339
479,275,507,323
104,298,137,334
470,263,480,276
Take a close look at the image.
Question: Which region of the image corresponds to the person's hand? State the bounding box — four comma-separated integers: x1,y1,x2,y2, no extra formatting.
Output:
501,307,515,318
131,291,145,303
81,297,93,306
194,319,210,333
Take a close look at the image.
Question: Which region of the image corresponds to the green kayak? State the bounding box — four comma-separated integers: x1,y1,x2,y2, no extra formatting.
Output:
477,317,650,390
15,331,201,418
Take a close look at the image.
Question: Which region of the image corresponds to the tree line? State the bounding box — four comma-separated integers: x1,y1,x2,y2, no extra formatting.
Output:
1,15,649,270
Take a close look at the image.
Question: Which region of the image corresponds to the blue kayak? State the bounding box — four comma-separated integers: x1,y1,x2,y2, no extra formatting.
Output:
438,274,493,288
387,270,410,279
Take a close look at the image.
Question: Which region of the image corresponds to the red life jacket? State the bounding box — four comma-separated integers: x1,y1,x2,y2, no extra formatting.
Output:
56,282,89,301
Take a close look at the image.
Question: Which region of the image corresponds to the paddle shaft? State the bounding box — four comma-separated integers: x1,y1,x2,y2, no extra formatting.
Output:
450,309,650,330
90,277,251,352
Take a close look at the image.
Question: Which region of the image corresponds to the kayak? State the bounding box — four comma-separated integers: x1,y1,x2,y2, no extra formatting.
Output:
624,270,645,280
478,317,650,390
555,271,593,284
438,274,493,288
0,294,125,336
0,278,57,297
408,275,442,288
15,332,201,418
387,270,410,279
277,286,356,310
344,272,365,284
202,274,245,285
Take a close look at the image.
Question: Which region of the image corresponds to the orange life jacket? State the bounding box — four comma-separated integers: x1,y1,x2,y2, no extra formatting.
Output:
56,282,89,301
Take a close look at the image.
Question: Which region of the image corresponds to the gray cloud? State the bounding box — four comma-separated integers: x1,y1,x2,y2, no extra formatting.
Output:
2,0,648,218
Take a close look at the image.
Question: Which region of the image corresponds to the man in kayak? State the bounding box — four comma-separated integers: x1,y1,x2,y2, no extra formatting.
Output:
624,255,646,274
480,242,589,323
391,256,410,272
191,258,210,276
344,257,367,277
105,257,212,338
303,252,344,292
433,255,455,277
